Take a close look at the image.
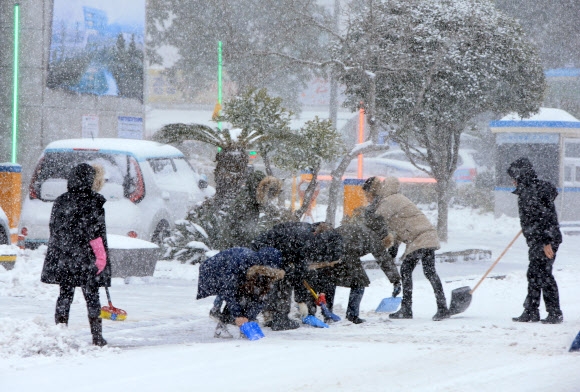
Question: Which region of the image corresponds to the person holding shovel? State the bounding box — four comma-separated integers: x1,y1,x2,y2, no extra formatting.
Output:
507,157,563,324
41,163,110,346
362,176,449,321
250,221,343,330
197,247,285,338
311,211,401,324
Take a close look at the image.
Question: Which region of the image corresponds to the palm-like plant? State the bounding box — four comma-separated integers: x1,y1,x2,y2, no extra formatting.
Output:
154,123,264,204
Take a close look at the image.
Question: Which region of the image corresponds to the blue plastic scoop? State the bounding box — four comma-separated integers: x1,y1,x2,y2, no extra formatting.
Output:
375,296,402,313
240,321,265,341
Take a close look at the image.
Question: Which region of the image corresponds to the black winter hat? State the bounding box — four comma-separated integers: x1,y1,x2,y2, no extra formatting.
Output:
67,163,96,193
362,176,377,192
507,157,537,183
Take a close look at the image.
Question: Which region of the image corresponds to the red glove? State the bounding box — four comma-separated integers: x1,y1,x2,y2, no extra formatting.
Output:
90,237,107,275
316,293,327,306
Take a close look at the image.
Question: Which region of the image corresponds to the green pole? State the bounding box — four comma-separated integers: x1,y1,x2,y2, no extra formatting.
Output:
218,41,222,130
12,3,20,164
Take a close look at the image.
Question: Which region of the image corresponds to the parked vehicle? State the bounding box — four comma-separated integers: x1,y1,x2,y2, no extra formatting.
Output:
348,148,480,184
19,138,214,248
0,206,10,245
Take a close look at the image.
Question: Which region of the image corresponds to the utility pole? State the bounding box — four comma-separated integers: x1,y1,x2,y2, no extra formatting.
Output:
328,0,340,128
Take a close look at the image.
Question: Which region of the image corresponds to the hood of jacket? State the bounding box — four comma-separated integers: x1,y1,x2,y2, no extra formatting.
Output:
255,247,283,269
378,176,401,198
67,163,96,193
507,157,537,186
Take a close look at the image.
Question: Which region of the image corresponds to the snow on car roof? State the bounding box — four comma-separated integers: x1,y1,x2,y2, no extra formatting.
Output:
44,139,184,161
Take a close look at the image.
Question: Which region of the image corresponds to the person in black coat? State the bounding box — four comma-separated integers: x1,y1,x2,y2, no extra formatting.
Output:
507,157,564,324
312,213,401,324
41,163,111,346
197,247,284,338
250,222,343,330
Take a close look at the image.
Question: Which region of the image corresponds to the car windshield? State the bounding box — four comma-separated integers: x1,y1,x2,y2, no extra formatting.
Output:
147,157,198,189
31,151,140,201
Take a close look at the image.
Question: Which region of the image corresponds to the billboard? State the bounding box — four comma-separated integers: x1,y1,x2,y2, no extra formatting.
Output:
47,0,145,101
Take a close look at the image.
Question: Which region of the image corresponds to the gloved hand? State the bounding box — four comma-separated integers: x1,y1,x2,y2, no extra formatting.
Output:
382,233,395,249
90,237,107,275
297,302,309,319
392,282,402,298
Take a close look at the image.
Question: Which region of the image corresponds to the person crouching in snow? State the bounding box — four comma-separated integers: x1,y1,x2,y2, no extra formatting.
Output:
41,163,111,346
362,176,449,321
197,247,285,338
311,212,401,325
507,157,564,324
251,222,343,330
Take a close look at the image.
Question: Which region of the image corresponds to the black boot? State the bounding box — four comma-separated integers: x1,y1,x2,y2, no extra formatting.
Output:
89,317,107,347
432,307,450,321
541,311,563,324
389,300,412,319
512,309,540,323
346,315,366,324
270,313,300,331
55,314,69,325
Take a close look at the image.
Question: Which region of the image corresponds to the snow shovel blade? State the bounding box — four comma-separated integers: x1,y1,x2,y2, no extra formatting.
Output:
302,315,329,328
100,287,127,321
320,304,341,322
569,331,580,352
375,297,402,313
240,321,265,341
100,304,127,321
448,286,472,316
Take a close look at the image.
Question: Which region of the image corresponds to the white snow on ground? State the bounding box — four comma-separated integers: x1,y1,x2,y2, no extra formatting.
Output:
1,207,579,392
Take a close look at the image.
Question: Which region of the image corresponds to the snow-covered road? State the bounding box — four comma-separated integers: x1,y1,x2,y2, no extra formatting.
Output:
1,208,579,391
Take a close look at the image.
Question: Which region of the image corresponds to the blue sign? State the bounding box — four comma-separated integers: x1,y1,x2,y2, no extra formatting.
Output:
496,133,559,145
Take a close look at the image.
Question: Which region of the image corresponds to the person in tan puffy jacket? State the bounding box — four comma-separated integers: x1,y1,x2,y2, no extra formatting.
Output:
362,176,450,321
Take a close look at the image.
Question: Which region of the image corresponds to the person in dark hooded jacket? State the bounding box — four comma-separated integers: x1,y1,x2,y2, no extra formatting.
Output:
197,247,284,338
311,212,401,324
41,163,111,346
250,222,343,330
507,157,563,324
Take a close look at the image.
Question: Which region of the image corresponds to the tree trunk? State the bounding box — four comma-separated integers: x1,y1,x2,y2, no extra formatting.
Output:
325,143,390,226
435,178,450,242
214,146,249,207
262,152,274,176
295,164,321,220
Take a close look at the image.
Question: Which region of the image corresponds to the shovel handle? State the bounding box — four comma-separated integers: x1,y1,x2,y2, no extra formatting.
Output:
303,280,319,301
104,286,113,307
470,230,522,294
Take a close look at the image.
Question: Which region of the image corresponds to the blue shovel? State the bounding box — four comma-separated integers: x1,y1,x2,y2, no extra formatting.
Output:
240,321,265,341
303,280,341,322
375,296,402,313
570,331,580,352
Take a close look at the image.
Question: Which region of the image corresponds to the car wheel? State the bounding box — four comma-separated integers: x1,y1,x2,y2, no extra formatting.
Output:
151,221,170,246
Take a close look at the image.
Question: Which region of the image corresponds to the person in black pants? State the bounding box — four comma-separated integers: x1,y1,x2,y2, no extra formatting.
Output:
41,163,111,346
250,222,343,330
362,176,449,321
507,157,564,324
312,217,401,324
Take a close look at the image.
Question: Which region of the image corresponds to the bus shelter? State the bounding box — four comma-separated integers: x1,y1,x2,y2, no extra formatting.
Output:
490,108,580,226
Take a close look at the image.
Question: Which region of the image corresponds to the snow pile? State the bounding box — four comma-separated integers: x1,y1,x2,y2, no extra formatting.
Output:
153,259,201,281
0,317,111,358
0,247,58,300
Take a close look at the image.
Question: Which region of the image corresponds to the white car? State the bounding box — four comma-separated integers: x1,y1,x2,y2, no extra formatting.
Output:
348,148,480,184
19,138,214,248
